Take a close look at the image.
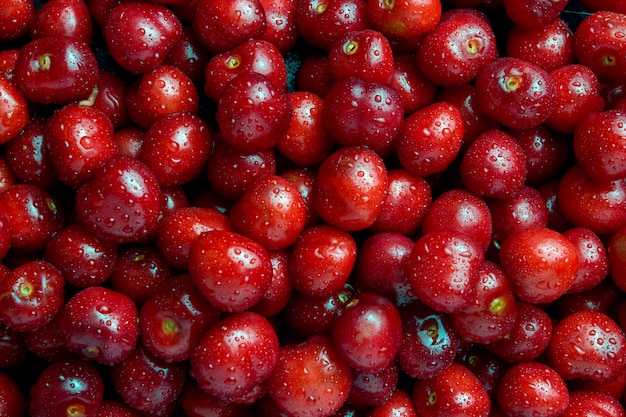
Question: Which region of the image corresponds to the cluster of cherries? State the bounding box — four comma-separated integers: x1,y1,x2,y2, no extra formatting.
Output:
1,0,626,416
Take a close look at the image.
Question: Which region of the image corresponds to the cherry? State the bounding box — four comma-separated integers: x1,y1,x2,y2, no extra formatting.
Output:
416,8,497,87
296,0,368,51
277,91,334,167
389,53,437,115
74,155,163,244
259,0,298,53
0,370,24,417
485,301,553,363
192,0,266,54
164,25,210,84
487,185,549,243
475,57,556,129
367,389,418,417
499,226,578,304
204,38,288,102
251,248,293,317
267,335,352,417
60,286,139,366
13,35,99,104
367,169,432,236
547,310,626,383
180,379,253,417
96,400,143,417
574,110,626,182
561,390,626,417
110,344,187,412
104,1,182,74
323,77,403,157
0,183,65,253
190,310,279,401
413,362,491,417
29,0,94,43
139,111,212,187
216,71,292,152
126,65,199,129
46,104,117,188
496,361,569,417
347,362,398,408
366,0,442,39
406,229,484,314
90,70,131,130
207,136,277,201
288,224,357,299
562,227,609,294
331,292,403,372
187,230,273,312
0,321,27,369
44,223,117,288
0,260,64,332
354,232,415,307
328,29,395,85
313,146,388,231
575,11,626,83
29,358,104,417
460,129,527,200
0,0,35,42
0,74,29,146
503,0,568,31
396,302,460,380
396,102,465,177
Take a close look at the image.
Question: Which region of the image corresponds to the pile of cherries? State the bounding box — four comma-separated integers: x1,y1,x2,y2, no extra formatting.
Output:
1,0,626,416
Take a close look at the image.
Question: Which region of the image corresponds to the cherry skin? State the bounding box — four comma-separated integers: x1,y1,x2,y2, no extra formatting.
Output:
13,36,99,104
487,185,549,243
509,125,568,185
505,18,576,72
485,300,553,363
499,226,578,304
347,362,399,409
561,390,626,417
104,1,182,74
59,286,139,366
156,206,232,271
29,358,104,417
367,169,432,236
389,53,437,115
190,311,279,401
180,379,253,417
207,136,277,201
503,0,568,30
4,117,57,190
0,184,65,253
366,0,442,39
367,389,418,417
259,0,298,53
187,230,273,313
574,110,626,182
109,245,173,306
277,91,334,167
313,146,388,231
139,274,221,362
557,164,626,235
251,248,293,317
354,232,416,308
90,70,130,130
562,227,609,294
0,0,35,42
